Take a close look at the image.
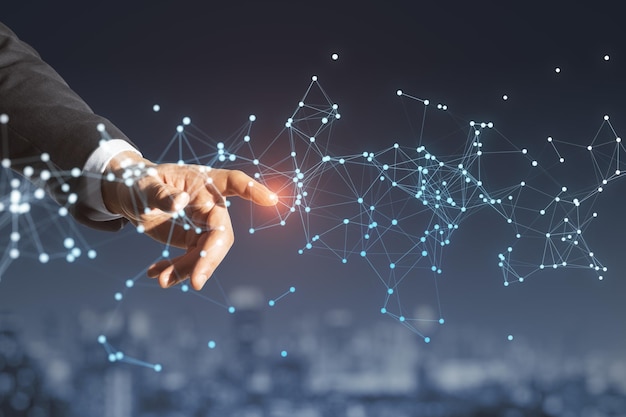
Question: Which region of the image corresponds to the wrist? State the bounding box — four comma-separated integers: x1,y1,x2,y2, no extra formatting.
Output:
102,151,154,215
104,151,151,173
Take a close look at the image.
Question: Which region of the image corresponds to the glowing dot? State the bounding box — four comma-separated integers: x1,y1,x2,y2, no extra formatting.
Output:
228,306,236,314
182,116,191,125
153,364,162,372
508,335,514,341
208,340,216,349
424,337,431,343
604,54,610,61
502,94,508,100
331,53,339,60
281,350,288,358
312,75,318,81
249,114,256,122
396,89,403,96
97,123,106,132
439,318,445,324
63,238,75,249
114,292,123,301
555,67,561,73
0,114,8,124
269,300,275,307
98,335,106,344
38,253,49,263
125,279,134,288
153,104,160,112
290,286,296,293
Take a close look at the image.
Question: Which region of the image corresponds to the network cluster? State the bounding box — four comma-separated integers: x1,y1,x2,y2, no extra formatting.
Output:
1,75,622,370
141,77,616,340
0,114,97,279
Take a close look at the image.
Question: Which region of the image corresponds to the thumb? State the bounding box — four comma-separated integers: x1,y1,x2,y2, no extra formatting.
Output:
143,180,190,213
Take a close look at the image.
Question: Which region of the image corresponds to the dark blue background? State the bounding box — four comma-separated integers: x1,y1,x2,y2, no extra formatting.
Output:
1,1,625,416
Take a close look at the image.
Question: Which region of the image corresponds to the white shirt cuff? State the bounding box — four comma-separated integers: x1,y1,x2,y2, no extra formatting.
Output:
82,139,142,221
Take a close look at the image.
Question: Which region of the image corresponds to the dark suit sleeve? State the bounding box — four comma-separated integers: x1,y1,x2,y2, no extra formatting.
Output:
0,22,133,231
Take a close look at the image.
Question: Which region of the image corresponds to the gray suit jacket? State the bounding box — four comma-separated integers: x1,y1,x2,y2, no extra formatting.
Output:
0,22,132,231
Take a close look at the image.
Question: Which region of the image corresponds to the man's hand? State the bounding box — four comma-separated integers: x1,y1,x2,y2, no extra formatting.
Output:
101,151,277,290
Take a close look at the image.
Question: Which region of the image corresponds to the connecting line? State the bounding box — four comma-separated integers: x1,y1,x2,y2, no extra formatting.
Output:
380,309,431,342
97,335,162,372
268,286,296,307
547,136,565,163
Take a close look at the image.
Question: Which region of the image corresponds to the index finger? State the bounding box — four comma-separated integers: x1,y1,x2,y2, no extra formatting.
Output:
209,169,278,206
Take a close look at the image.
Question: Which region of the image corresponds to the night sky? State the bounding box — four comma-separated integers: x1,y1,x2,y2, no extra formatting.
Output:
2,1,625,371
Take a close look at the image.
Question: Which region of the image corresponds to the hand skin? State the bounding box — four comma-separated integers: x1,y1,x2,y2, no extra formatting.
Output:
101,151,277,290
